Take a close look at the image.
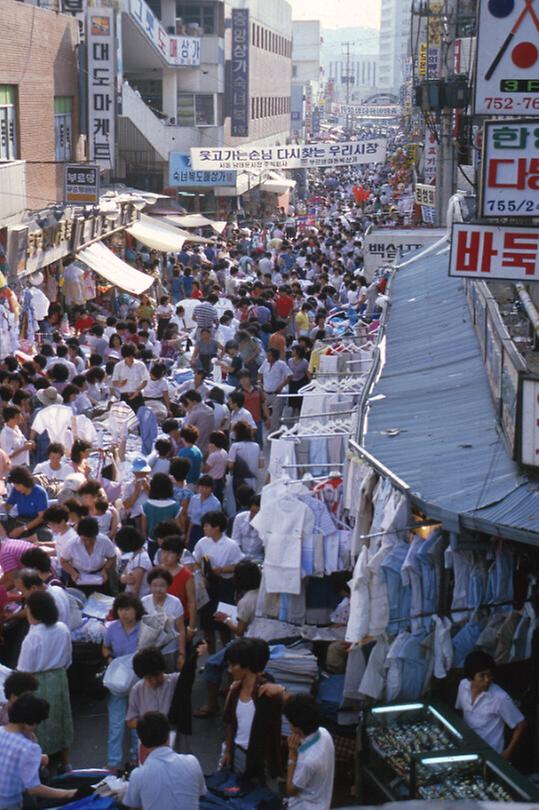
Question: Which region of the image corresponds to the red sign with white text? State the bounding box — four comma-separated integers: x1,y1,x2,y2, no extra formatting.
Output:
449,223,539,280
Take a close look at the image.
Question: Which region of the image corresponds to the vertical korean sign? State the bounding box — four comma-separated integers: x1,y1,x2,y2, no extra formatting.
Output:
480,118,539,217
231,9,249,138
87,8,115,170
475,0,539,115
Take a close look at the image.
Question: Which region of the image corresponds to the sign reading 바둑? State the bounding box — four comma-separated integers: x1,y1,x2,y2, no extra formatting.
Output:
190,140,387,171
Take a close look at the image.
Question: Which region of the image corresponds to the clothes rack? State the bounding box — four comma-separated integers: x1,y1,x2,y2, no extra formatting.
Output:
281,409,356,421
281,462,345,469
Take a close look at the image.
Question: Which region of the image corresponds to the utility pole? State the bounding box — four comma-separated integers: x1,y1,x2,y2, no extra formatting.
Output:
435,0,457,226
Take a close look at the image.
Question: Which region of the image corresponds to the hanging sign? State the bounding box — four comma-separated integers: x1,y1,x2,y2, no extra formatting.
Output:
475,0,539,115
449,223,539,280
190,140,387,171
87,8,115,170
65,164,100,203
230,8,250,137
480,118,539,217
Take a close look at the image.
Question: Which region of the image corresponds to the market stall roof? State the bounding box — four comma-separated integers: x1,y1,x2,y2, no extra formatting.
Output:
361,243,539,544
77,242,154,295
171,214,227,233
144,214,210,243
259,171,296,195
126,217,186,253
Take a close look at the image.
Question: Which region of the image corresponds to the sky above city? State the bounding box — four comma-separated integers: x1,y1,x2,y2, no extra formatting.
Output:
290,0,381,30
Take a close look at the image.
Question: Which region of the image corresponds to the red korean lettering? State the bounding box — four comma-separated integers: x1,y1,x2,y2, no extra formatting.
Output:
501,232,539,276
455,230,498,273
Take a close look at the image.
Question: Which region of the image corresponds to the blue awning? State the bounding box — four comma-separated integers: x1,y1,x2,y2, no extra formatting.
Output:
362,244,539,544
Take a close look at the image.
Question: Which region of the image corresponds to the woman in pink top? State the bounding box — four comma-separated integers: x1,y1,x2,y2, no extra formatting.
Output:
0,537,35,589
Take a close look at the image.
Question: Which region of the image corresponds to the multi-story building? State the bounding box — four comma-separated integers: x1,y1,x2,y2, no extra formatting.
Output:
291,20,321,138
225,0,292,147
378,0,412,94
0,0,81,215
326,57,378,102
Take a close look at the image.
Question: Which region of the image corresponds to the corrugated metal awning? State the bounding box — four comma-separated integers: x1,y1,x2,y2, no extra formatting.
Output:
362,246,539,544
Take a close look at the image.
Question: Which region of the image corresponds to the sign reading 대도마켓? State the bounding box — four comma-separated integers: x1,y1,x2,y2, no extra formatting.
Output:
190,140,387,171
480,118,539,217
65,164,100,203
475,0,539,115
449,223,539,280
87,8,115,170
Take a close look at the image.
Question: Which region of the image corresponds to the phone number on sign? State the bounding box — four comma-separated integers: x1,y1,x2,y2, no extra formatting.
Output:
485,199,539,213
484,97,539,110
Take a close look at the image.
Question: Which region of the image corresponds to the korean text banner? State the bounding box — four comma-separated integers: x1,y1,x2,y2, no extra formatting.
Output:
230,9,249,137
190,140,387,171
449,223,539,281
480,118,539,218
475,0,539,115
87,8,115,170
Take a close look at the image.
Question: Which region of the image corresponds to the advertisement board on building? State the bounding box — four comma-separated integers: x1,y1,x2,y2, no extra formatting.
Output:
363,228,446,279
415,183,436,207
230,9,249,138
169,153,235,187
474,0,539,115
87,8,115,170
65,164,99,203
519,377,539,466
480,118,539,218
127,0,200,66
423,127,438,182
190,140,387,171
449,223,539,280
332,103,401,118
304,82,313,137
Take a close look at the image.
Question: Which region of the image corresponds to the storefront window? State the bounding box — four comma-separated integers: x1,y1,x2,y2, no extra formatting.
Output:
0,85,17,160
175,3,215,34
177,93,215,126
54,97,72,162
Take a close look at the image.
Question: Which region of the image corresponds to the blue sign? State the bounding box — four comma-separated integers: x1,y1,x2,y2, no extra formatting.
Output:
230,8,249,137
168,153,236,187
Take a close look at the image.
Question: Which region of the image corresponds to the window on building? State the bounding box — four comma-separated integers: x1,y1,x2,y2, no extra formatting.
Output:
177,93,215,125
251,97,255,119
0,85,17,161
54,96,72,162
176,3,215,34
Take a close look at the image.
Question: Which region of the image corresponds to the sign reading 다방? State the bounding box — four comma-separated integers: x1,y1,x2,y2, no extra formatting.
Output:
480,118,539,217
475,0,539,115
169,153,235,187
449,223,539,280
190,140,387,172
65,164,100,203
230,9,249,137
87,8,115,170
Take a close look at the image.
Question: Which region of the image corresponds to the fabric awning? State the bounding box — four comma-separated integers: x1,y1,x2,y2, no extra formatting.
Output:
260,171,296,194
77,242,154,295
171,214,227,233
127,218,186,253
152,214,213,245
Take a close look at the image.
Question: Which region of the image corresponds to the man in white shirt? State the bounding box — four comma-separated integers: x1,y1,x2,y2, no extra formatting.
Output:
258,348,291,434
111,343,149,412
124,711,206,810
284,693,335,810
456,651,526,758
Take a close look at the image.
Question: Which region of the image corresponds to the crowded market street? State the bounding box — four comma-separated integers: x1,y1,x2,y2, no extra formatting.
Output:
3,0,539,807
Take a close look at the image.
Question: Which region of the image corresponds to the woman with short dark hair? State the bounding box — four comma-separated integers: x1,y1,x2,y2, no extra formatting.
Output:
17,591,74,770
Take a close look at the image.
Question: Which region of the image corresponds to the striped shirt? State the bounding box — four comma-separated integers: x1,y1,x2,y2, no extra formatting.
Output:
193,302,218,330
0,539,34,575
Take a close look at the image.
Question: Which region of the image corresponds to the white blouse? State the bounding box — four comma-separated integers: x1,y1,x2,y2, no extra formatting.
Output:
17,622,72,672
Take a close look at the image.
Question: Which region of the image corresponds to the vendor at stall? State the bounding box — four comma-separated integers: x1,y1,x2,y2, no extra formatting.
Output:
456,651,526,760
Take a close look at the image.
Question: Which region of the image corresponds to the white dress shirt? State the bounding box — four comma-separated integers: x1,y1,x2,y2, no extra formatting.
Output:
111,359,149,394
455,679,524,753
17,621,72,671
0,425,29,465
